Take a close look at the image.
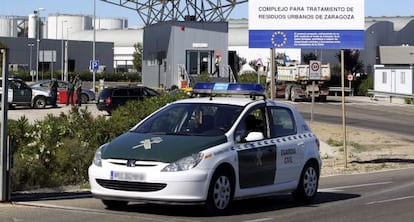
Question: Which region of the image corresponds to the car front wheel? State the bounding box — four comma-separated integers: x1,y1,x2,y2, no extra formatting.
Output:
205,169,234,215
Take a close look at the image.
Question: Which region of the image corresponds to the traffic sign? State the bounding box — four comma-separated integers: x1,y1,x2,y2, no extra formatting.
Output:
347,73,354,81
309,60,321,80
89,60,99,72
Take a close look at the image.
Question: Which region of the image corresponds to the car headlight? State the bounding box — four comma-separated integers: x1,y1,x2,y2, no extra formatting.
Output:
92,144,106,167
162,153,203,172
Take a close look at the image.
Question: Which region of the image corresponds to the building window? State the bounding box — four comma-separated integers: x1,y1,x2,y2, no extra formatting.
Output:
382,72,387,84
400,72,406,84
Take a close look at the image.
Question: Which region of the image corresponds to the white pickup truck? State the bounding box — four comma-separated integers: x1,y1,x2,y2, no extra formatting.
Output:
0,77,53,109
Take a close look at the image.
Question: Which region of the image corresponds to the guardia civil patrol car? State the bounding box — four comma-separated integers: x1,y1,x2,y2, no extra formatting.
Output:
88,82,322,214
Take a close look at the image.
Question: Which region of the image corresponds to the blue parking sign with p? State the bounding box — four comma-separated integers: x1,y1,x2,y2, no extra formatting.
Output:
90,60,99,71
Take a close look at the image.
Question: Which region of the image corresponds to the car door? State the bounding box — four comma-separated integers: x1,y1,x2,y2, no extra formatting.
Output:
11,80,32,104
128,87,143,101
112,88,129,107
234,105,277,189
269,106,304,184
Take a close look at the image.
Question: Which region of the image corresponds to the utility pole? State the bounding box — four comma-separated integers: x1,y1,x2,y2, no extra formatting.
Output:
93,0,97,92
1,48,10,202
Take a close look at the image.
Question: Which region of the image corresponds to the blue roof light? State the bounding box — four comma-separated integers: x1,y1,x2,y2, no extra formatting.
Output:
192,82,265,97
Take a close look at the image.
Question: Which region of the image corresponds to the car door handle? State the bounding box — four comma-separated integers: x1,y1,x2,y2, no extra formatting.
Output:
297,142,305,147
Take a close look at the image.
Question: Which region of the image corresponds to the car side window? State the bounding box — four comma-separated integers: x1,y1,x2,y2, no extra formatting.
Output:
234,107,266,143
128,88,142,97
58,82,66,88
269,107,296,137
143,87,159,96
112,89,128,97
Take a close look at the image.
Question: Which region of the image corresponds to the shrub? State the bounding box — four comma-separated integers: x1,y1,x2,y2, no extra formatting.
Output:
357,74,373,96
237,72,267,86
9,92,189,191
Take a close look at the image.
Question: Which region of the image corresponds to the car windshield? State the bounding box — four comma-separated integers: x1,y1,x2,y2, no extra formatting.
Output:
133,103,243,136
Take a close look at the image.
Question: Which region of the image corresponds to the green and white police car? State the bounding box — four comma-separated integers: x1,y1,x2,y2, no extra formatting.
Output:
88,82,322,214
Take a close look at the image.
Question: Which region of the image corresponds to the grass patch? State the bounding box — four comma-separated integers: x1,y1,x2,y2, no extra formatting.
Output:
327,138,343,147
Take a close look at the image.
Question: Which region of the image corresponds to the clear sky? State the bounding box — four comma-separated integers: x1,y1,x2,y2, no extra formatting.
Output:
1,0,414,27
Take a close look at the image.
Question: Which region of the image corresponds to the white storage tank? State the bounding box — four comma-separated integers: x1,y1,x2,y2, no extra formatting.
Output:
28,13,38,38
0,16,18,37
47,14,92,39
95,17,128,30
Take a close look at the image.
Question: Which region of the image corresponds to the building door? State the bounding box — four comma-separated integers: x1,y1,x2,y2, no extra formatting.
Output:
186,50,213,75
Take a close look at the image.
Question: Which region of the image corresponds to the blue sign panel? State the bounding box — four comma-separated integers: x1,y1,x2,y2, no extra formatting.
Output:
249,30,365,49
248,0,365,49
90,60,99,71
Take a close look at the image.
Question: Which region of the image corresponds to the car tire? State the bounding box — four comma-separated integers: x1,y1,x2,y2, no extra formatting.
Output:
292,162,319,202
101,199,128,209
81,93,89,104
284,86,291,100
205,168,234,215
33,97,47,109
290,88,297,102
318,95,327,102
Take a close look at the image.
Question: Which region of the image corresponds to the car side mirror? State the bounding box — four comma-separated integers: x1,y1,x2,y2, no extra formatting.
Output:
245,132,264,142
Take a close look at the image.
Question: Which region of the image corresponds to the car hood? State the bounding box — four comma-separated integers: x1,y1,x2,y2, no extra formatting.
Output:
101,132,227,163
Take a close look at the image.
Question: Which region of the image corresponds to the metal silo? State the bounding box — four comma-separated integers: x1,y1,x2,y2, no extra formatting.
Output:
95,17,128,30
47,14,93,39
0,16,18,37
28,13,38,38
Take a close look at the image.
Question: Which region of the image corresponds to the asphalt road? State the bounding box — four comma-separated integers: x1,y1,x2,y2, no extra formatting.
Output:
291,96,414,138
2,167,413,222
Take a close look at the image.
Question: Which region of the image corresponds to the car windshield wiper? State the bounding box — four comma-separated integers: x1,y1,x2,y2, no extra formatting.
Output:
164,132,190,136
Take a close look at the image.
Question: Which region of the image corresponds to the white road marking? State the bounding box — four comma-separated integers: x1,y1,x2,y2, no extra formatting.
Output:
319,181,393,192
243,218,274,222
366,195,414,205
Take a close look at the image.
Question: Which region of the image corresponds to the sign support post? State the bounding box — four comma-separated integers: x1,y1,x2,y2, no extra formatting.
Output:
269,48,275,100
341,50,348,168
309,60,321,122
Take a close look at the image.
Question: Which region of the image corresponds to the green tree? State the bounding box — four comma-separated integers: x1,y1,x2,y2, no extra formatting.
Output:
302,52,318,64
336,49,364,74
132,42,143,72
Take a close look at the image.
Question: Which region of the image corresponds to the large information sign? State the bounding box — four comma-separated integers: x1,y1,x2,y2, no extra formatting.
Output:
248,0,364,49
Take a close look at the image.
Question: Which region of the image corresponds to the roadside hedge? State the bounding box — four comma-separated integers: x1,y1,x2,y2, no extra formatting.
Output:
8,91,189,192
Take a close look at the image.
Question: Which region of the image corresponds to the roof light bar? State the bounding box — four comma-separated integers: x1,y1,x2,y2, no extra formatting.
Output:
192,82,265,97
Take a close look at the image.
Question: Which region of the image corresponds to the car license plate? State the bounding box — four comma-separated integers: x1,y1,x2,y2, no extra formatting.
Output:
110,171,145,182
99,99,104,102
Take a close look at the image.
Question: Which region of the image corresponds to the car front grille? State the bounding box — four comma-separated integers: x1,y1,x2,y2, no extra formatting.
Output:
96,179,167,192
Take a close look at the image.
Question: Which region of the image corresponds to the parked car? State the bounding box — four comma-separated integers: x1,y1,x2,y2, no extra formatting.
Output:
0,77,53,109
96,85,160,114
88,82,322,214
30,79,96,104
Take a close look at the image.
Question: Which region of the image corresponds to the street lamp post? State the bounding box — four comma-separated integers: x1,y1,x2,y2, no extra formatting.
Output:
28,43,34,81
64,26,72,81
61,20,67,81
93,0,97,92
35,8,45,82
